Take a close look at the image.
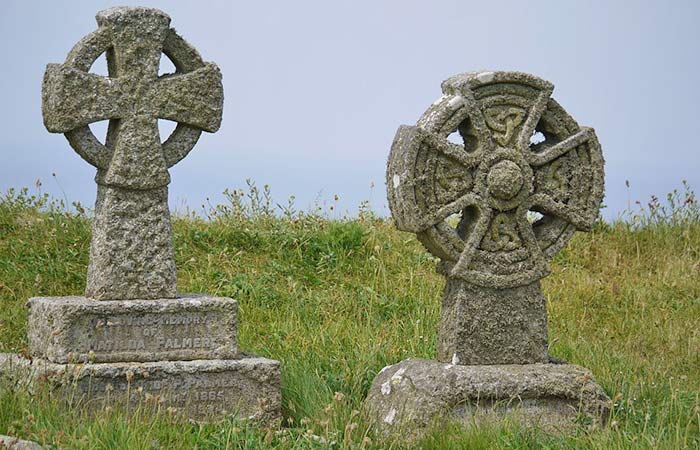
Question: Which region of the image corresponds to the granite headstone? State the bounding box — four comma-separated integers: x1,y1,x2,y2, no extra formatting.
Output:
366,71,610,438
5,7,281,423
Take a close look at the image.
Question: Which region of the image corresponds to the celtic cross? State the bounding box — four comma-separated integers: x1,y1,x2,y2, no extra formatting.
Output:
387,71,604,365
42,7,224,300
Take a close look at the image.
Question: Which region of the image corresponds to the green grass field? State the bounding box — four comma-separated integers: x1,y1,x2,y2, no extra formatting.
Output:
0,182,698,449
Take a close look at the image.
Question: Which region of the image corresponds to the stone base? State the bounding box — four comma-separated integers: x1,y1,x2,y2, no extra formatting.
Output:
0,434,43,450
1,353,281,423
365,358,610,440
0,353,33,388
28,295,238,363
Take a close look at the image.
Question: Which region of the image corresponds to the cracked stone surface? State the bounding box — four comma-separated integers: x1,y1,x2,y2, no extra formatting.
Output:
366,358,610,439
42,6,224,300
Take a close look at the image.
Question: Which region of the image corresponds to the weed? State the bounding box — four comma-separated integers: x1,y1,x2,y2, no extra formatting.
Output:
0,182,698,449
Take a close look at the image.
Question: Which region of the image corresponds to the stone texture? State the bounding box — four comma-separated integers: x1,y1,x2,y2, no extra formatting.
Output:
437,280,548,365
41,6,224,300
0,435,44,450
0,353,33,388
4,355,280,423
86,185,177,300
27,295,238,364
366,358,610,439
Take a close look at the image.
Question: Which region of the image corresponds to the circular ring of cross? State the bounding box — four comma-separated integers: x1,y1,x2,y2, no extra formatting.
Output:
387,71,605,289
42,8,223,190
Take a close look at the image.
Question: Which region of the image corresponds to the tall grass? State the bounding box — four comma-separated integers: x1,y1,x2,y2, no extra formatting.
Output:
0,182,698,449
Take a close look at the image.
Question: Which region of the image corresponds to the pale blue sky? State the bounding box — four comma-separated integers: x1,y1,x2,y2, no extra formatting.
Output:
1,0,698,219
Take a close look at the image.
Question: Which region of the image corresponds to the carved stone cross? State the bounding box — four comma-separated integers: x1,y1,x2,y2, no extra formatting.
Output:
387,71,604,365
42,7,224,300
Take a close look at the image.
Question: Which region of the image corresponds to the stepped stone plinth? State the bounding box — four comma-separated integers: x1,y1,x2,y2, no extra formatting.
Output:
32,356,280,421
0,6,281,423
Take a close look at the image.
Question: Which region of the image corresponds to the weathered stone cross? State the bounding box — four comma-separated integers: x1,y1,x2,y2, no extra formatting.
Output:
42,7,224,300
387,71,605,365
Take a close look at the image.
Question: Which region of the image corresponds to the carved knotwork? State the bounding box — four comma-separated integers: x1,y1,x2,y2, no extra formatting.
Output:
387,71,605,288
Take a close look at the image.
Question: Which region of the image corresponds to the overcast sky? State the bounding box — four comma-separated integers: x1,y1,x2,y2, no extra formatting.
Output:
1,0,698,219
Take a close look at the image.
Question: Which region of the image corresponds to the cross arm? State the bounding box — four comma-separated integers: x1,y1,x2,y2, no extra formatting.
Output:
42,64,123,133
152,62,224,133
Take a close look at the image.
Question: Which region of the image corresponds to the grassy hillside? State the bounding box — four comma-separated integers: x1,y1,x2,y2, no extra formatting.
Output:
0,183,698,449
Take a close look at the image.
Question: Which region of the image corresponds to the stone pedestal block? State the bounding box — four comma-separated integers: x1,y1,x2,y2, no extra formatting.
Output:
31,355,281,423
28,295,238,363
0,434,43,450
365,358,610,440
437,280,549,365
0,353,33,388
19,294,283,423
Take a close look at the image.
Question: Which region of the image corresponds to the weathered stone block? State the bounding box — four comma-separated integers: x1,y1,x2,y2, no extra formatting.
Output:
0,353,33,388
28,295,237,364
371,71,609,437
365,358,610,440
33,355,281,423
0,434,43,450
437,279,548,365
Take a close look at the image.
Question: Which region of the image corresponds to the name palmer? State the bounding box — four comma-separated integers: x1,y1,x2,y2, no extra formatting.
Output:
158,336,214,349
91,336,215,352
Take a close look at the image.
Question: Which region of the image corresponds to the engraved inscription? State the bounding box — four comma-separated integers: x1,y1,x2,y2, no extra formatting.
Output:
29,296,238,364
86,312,220,353
57,358,280,420
107,376,243,406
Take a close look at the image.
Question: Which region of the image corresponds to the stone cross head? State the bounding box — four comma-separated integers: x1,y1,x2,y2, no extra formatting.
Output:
387,71,604,289
42,6,223,190
387,72,605,365
41,7,224,300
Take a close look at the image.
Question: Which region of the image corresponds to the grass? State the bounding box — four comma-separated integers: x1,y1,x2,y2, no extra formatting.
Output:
0,181,699,449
